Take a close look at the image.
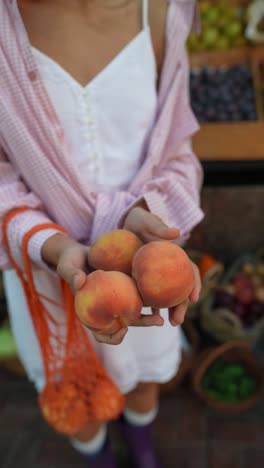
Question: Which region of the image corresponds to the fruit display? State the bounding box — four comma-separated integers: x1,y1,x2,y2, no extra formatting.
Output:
245,0,264,44
213,260,264,329
190,64,257,122
187,1,247,52
198,254,218,279
75,230,194,332
201,358,258,402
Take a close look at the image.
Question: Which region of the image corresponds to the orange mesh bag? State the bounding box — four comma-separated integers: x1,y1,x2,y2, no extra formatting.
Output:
3,207,124,436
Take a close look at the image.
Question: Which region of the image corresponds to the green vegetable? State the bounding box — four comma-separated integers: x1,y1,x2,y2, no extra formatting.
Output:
202,358,258,402
0,321,17,357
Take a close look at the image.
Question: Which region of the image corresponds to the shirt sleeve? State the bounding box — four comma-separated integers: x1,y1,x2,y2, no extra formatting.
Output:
0,147,61,271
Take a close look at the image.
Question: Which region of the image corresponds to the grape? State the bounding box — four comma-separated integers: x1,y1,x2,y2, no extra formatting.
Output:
255,287,264,304
233,301,248,318
190,64,257,123
248,300,264,321
242,315,255,329
213,290,236,309
251,274,262,289
237,286,255,305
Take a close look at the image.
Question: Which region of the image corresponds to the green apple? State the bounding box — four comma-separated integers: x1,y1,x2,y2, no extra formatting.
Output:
215,36,230,50
187,32,201,52
232,36,247,47
200,2,211,19
202,28,219,49
218,15,231,31
203,6,221,26
225,20,243,40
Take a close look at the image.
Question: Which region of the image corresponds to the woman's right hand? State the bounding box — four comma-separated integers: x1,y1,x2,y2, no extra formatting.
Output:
41,234,163,345
41,233,89,292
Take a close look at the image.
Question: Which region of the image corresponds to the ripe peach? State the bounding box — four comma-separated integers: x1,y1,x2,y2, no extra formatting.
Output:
75,270,143,333
93,381,125,421
132,241,195,308
88,229,143,275
40,382,88,435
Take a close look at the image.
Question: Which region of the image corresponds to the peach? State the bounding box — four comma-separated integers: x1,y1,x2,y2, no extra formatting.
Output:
40,382,88,435
88,229,143,275
75,270,143,333
93,381,125,421
132,241,195,308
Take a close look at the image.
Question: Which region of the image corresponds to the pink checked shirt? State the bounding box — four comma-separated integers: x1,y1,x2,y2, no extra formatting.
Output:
0,0,204,271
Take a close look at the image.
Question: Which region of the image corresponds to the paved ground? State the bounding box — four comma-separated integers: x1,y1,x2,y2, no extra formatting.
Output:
1,366,264,468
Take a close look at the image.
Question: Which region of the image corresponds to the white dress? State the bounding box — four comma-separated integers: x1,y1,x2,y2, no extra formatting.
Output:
3,0,181,394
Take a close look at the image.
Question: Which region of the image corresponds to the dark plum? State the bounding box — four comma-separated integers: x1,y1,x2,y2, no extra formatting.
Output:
190,64,257,123
213,290,236,309
248,300,264,321
233,301,248,318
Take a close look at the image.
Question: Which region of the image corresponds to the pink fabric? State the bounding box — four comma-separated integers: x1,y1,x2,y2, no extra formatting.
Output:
0,0,203,271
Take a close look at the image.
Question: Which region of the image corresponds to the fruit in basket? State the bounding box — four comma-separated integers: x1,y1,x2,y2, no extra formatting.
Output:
255,287,264,303
201,28,219,49
215,36,230,50
256,263,264,276
213,289,236,310
132,242,194,308
201,5,220,26
225,21,243,41
237,286,254,305
187,1,246,53
187,32,202,52
201,358,258,402
198,254,218,279
248,300,264,320
213,263,264,329
190,65,257,123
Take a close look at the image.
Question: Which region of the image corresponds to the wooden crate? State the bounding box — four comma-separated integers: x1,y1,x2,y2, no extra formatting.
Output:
190,46,264,161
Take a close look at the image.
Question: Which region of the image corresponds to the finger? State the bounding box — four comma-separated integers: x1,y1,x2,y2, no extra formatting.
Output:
131,312,164,327
189,263,202,303
93,327,128,345
141,228,180,243
57,258,86,291
72,270,87,293
145,218,180,241
154,227,180,240
141,230,170,243
169,299,189,326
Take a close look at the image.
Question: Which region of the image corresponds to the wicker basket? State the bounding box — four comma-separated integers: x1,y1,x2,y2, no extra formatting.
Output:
200,253,264,346
186,250,224,320
191,340,264,413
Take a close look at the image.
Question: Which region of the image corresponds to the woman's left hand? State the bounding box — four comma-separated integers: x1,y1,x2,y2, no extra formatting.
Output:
168,261,201,326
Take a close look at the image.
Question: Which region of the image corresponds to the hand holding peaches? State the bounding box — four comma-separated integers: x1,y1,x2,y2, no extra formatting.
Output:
74,229,201,345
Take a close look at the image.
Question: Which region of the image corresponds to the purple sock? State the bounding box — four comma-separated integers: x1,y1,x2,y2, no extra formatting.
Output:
118,415,164,468
79,438,118,468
